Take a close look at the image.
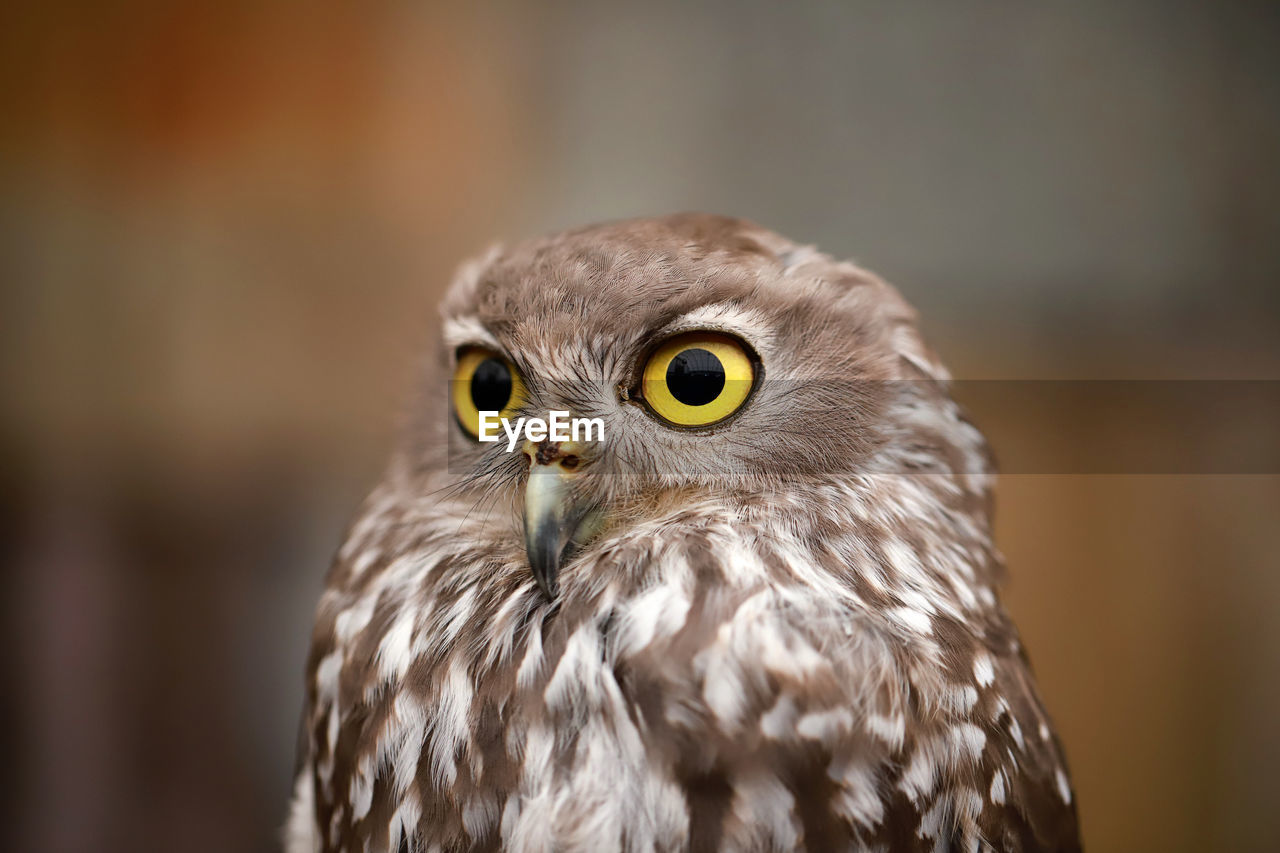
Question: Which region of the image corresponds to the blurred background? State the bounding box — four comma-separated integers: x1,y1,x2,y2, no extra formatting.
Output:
3,2,1279,851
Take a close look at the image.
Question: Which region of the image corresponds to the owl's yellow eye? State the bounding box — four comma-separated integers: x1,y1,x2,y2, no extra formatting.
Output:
452,347,525,439
640,332,756,427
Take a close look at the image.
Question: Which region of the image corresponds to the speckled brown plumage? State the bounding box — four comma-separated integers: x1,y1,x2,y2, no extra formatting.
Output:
286,214,1081,852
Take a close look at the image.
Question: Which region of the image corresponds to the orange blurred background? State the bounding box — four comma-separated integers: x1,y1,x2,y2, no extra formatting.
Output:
3,3,1278,851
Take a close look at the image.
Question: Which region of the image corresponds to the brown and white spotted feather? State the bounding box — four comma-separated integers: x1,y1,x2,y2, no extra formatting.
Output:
287,214,1080,852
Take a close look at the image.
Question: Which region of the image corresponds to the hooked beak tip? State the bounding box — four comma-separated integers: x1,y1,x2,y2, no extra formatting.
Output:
524,516,564,600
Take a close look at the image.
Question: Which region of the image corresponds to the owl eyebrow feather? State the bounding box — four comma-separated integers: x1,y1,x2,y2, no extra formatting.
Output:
442,316,502,353
650,301,776,359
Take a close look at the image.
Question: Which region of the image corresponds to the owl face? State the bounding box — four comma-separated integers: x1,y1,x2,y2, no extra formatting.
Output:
405,215,945,597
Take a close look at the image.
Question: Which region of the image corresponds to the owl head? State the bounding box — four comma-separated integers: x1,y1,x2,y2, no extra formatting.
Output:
395,214,985,598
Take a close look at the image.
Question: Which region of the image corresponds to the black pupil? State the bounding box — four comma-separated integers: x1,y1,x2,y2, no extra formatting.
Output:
666,348,725,406
470,358,512,412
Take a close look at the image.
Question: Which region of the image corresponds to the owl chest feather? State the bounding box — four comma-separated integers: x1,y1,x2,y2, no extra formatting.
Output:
300,485,1076,852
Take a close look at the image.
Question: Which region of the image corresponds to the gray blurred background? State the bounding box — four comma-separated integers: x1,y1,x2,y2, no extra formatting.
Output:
3,2,1279,851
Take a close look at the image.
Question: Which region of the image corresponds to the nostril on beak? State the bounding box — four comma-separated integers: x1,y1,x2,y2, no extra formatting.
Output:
521,438,590,470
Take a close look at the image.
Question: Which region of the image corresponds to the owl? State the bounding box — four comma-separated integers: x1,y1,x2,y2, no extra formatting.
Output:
287,214,1081,852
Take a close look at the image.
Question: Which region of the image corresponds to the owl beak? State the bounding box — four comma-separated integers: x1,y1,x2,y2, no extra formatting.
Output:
522,440,599,600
